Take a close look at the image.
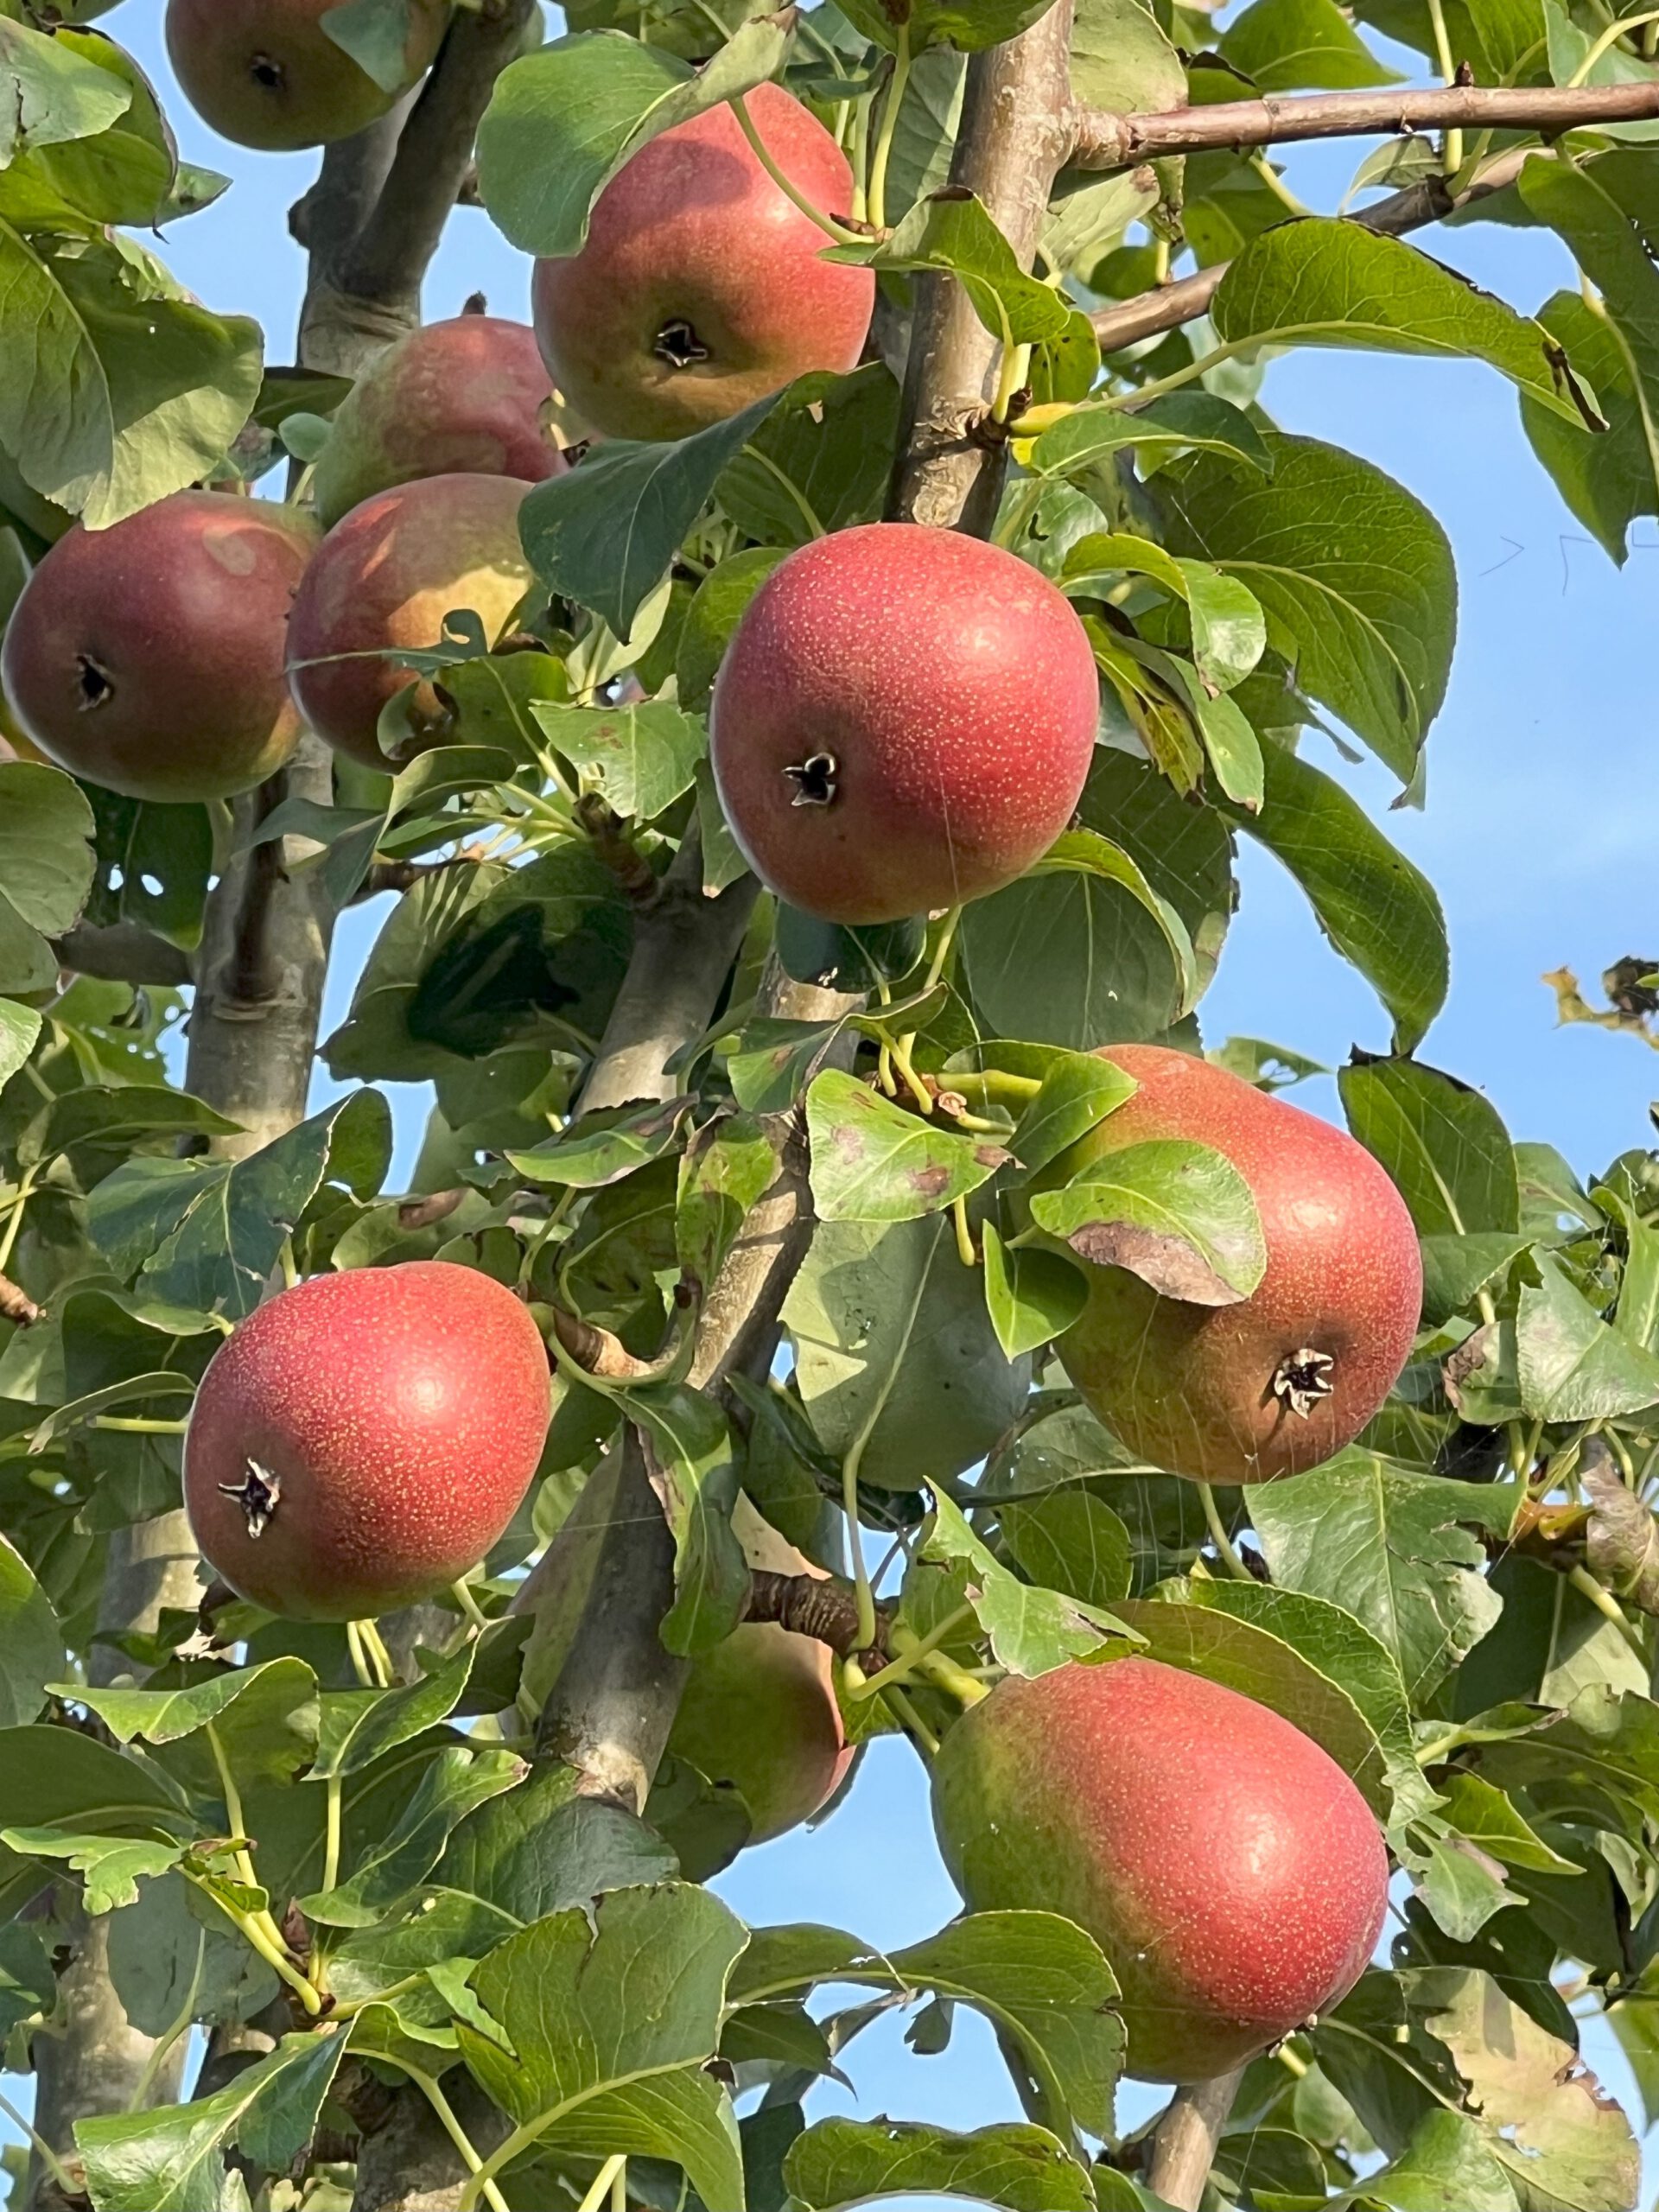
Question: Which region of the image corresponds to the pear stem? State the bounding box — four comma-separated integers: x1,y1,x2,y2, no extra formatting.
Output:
865,23,912,234
1198,1483,1253,1583
1146,2068,1244,2210
728,92,864,245
576,2157,627,2212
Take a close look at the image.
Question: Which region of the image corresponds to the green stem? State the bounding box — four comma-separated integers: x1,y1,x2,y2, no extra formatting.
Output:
992,339,1033,424
865,22,911,233
0,1167,37,1278
1106,334,1262,409
451,1579,492,1634
405,2069,512,2212
1198,1483,1253,1583
206,1723,258,1893
848,80,872,224
729,92,862,243
885,1032,935,1116
915,1643,990,1707
321,1771,343,1897
842,1444,879,1655
359,1617,395,1688
92,1414,190,1434
951,1194,977,1269
1423,0,1464,169
578,2158,628,2212
1414,1728,1463,1769
206,1885,322,2015
849,1602,976,1700
345,1618,376,1688
126,1929,204,2112
950,1068,1042,1110
0,2085,77,2197
882,1681,941,1756
1568,1563,1649,1661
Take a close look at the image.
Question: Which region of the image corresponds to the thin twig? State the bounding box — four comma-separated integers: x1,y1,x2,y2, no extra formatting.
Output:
1071,78,1659,166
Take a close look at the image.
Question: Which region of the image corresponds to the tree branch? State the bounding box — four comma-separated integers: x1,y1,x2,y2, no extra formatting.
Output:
1071,78,1659,168
1145,2069,1243,2211
1088,142,1535,353
335,0,537,309
889,1,1079,531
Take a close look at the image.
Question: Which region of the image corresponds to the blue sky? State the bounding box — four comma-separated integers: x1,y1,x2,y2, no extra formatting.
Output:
29,6,1659,2202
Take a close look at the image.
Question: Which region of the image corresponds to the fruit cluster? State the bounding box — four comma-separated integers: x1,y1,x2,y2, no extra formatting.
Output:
2,6,1424,2092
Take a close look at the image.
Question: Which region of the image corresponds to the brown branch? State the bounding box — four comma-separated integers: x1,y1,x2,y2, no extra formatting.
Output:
335,0,538,310
1089,143,1534,353
745,1568,886,1657
890,2,1079,530
1145,2069,1244,2210
1072,79,1659,168
0,1272,41,1327
545,1304,657,1382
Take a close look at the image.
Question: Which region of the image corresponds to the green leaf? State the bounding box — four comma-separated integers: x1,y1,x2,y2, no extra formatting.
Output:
1522,288,1656,563
1249,1452,1512,1698
627,1382,747,1658
0,232,263,529
1062,531,1267,696
1161,435,1455,779
0,17,132,160
727,1014,849,1116
1070,0,1187,111
0,998,41,1089
1031,1136,1267,1306
1231,745,1448,1052
520,389,782,637
0,761,97,993
785,2118,1098,2210
321,0,431,91
443,1768,677,1928
1517,156,1659,553
477,18,792,257
676,1113,777,1294
783,1210,1031,1491
677,547,790,711
505,1097,690,1192
1435,1771,1584,1876
806,1069,1011,1224
1334,2109,1520,2212
300,1745,525,1927
116,1090,391,1320
0,1531,60,1727
855,191,1071,352
1213,220,1585,424
921,1492,1130,1677
1338,1053,1516,1234
959,833,1195,1052
531,699,706,821
457,1884,747,2210
997,1487,1134,1609
1516,1249,1659,1421
716,364,900,548
0,1726,193,1915
1010,1050,1139,1177
841,0,1062,52
0,1826,181,1914
68,1657,320,1791
1220,0,1402,86
77,2030,347,2212
1317,1966,1639,2212
982,1224,1089,1361
1033,392,1274,480
311,1645,478,1782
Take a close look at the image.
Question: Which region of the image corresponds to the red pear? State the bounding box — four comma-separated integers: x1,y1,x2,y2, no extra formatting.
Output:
185,1262,550,1622
1,492,315,804
665,1499,851,1845
286,473,536,772
531,84,873,442
164,0,450,151
931,1657,1389,2081
313,315,566,528
1054,1045,1421,1484
709,522,1100,924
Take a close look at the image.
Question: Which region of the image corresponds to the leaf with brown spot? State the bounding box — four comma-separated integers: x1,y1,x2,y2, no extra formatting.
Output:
1028,1138,1265,1306
805,1070,1007,1224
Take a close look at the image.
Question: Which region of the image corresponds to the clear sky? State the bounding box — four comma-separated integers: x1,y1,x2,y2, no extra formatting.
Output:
32,5,1659,2201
